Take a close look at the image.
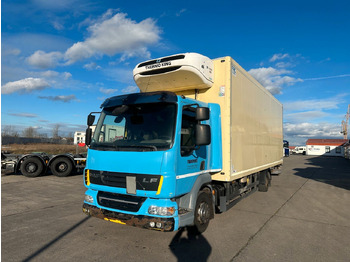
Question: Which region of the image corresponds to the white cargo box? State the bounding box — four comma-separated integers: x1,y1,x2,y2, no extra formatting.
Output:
133,53,214,92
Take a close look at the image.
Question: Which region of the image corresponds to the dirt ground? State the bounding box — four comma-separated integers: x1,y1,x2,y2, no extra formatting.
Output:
1,143,87,155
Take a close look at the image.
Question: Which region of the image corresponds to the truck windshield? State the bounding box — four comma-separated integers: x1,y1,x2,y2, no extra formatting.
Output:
90,103,176,151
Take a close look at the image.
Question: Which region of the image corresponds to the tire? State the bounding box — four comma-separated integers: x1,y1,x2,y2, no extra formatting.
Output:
267,170,272,186
190,190,213,234
258,170,269,192
20,157,44,177
51,157,73,177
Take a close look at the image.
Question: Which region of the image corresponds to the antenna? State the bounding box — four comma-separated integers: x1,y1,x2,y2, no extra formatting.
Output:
340,104,350,139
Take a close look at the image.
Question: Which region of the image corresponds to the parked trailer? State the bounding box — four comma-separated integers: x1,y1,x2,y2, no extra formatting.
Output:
1,152,86,177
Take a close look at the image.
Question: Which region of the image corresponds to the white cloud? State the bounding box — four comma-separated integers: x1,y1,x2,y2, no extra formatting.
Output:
32,0,82,10
63,72,72,80
119,47,151,62
26,11,161,68
27,50,63,69
41,70,60,78
52,21,64,31
284,111,329,123
275,62,293,68
64,42,95,64
284,122,343,145
2,78,50,94
39,71,72,81
8,112,38,118
99,88,118,95
3,48,21,56
248,67,302,94
176,9,187,17
38,94,78,102
303,74,350,81
121,86,139,94
269,53,289,62
283,95,346,112
64,11,161,64
84,62,102,70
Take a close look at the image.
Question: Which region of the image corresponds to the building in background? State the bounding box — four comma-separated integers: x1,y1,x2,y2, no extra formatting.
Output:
74,126,96,145
306,139,348,157
74,131,85,145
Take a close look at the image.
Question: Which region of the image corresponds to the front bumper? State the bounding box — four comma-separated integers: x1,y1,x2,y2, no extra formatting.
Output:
82,203,175,232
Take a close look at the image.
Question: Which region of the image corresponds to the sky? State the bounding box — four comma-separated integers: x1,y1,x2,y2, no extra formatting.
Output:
1,0,350,145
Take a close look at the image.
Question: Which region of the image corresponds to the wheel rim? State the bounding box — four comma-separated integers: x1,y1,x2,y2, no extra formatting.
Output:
197,201,210,225
57,162,68,172
26,163,37,173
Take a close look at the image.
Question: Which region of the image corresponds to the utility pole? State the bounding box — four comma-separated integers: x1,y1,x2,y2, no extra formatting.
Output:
341,104,350,139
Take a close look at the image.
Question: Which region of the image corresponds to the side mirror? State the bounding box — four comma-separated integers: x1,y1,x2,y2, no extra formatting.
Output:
196,124,211,146
196,107,210,121
85,128,92,146
87,114,95,126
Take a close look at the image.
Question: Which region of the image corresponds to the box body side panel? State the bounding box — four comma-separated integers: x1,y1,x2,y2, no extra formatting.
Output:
228,58,283,180
180,57,283,181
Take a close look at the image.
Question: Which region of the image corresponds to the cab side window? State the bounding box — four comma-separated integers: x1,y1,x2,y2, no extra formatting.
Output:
181,107,196,156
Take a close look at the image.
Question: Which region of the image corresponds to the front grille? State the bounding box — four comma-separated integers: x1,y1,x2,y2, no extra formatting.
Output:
138,55,185,68
102,172,126,188
89,170,161,191
97,191,146,212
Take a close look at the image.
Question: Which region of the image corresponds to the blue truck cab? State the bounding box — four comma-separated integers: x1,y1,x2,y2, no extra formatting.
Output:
83,91,222,232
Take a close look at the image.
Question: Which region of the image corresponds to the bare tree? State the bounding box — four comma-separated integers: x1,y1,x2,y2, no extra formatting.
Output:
2,125,18,136
52,124,60,139
22,126,38,138
38,133,48,138
66,132,74,144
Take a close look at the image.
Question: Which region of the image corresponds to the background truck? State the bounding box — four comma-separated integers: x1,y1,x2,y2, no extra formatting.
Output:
1,152,86,177
82,53,283,233
283,140,290,157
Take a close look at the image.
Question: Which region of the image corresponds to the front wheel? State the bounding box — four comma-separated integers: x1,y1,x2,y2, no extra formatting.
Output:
51,157,73,177
190,189,213,234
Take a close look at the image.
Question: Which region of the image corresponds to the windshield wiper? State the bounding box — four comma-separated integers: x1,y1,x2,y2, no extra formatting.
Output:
90,143,116,151
117,145,157,151
138,145,157,151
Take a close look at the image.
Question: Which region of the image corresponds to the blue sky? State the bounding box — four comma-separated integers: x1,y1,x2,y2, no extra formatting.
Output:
2,0,350,145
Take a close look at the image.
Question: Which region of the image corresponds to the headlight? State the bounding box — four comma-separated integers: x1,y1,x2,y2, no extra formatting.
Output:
148,205,175,216
84,194,94,203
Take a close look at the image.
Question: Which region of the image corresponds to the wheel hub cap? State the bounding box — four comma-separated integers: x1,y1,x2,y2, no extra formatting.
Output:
198,202,210,224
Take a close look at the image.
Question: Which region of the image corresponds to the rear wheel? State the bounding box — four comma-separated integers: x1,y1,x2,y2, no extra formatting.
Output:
20,157,44,177
258,170,270,192
51,157,73,177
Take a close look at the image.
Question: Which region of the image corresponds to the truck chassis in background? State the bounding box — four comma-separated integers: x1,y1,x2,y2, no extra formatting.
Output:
1,152,86,177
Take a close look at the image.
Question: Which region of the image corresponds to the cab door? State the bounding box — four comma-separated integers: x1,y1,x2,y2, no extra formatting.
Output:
176,106,207,195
